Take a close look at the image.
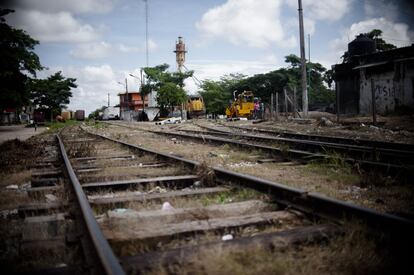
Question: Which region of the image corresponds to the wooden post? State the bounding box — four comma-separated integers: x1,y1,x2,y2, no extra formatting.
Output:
284,88,288,116
336,82,340,123
275,93,279,121
293,86,297,118
270,93,274,120
371,78,377,126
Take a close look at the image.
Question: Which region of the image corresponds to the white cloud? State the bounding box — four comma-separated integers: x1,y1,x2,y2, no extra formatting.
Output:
10,10,100,43
70,42,112,59
325,17,414,67
70,38,159,60
285,0,353,21
364,0,399,21
331,17,414,54
43,65,124,114
196,0,295,48
11,0,116,14
184,59,281,94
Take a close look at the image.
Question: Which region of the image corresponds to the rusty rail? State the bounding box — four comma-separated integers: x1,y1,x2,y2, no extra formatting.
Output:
57,134,125,275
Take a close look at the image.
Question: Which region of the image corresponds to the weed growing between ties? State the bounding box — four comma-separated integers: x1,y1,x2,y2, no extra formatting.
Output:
85,121,108,129
45,120,80,133
200,187,268,206
196,162,216,186
0,139,40,172
66,141,96,158
305,152,360,186
147,221,411,275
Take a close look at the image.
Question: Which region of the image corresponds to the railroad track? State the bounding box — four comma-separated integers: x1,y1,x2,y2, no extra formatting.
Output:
215,121,414,152
107,121,412,180
191,122,414,166
26,124,411,274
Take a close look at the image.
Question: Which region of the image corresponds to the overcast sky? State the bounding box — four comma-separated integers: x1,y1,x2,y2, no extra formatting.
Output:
2,0,414,114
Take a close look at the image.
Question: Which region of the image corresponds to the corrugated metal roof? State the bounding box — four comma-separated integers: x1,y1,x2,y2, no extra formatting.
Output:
353,61,388,70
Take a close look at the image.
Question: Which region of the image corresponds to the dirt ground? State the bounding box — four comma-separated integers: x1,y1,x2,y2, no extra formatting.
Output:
0,122,412,274
87,120,414,218
0,125,47,144
224,112,414,144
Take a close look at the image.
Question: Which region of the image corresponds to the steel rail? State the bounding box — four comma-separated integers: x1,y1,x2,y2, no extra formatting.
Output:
104,121,411,176
193,124,414,163
144,128,411,176
57,134,125,275
216,122,414,152
82,127,414,238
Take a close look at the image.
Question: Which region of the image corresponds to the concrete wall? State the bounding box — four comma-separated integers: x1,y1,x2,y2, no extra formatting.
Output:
359,63,414,114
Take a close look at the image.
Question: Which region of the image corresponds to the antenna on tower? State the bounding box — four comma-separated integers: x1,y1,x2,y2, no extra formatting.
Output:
174,36,187,73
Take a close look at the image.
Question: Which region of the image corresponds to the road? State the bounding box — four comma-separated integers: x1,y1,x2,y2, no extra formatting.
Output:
0,125,47,144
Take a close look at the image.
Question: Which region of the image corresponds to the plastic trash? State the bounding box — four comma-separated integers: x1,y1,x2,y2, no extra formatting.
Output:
5,185,18,190
45,194,58,202
162,202,174,211
222,234,233,241
113,208,127,213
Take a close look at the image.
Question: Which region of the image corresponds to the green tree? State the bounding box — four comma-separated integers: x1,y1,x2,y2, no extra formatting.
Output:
199,56,335,113
88,106,106,120
199,74,246,114
0,9,42,111
157,82,187,114
199,80,230,114
31,71,77,120
143,64,193,115
364,29,397,51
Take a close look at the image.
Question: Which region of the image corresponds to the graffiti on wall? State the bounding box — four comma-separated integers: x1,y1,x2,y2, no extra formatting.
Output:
360,76,404,114
372,79,403,113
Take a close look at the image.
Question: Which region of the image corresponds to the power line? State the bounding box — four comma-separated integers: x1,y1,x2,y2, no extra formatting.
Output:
183,64,202,87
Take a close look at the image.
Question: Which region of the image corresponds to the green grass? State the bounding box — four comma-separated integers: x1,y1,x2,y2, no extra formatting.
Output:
200,187,266,206
87,121,108,129
44,120,80,133
304,159,360,186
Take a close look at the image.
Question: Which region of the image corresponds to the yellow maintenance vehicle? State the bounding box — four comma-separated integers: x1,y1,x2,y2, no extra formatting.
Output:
225,90,255,118
186,95,206,119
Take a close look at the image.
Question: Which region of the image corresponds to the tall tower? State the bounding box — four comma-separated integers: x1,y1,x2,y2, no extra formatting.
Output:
174,36,187,72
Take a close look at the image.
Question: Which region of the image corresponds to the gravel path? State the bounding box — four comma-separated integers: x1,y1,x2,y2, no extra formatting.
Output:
0,125,47,144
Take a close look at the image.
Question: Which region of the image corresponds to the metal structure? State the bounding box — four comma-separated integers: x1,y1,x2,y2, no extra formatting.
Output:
174,36,187,72
57,134,125,275
144,0,149,67
298,0,308,117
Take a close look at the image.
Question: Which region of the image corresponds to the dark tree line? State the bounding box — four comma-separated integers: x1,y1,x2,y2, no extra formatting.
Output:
0,9,76,120
199,55,334,115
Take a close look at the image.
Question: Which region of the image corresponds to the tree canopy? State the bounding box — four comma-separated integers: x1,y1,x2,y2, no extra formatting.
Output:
30,71,77,118
363,29,397,52
199,56,334,115
0,9,42,111
0,9,77,121
143,64,193,115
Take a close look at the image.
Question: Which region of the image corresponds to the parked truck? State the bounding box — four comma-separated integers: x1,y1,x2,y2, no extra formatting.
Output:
75,110,85,121
102,106,120,120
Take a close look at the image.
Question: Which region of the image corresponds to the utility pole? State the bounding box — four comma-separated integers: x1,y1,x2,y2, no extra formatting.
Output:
308,34,311,94
107,93,110,107
144,0,149,67
140,68,145,111
298,0,308,118
125,78,129,110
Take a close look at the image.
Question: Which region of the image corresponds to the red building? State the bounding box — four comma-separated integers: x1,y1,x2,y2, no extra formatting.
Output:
119,92,149,112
